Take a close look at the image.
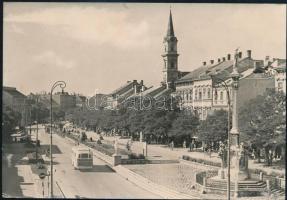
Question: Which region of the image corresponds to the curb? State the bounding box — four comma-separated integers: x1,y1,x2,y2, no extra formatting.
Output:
113,165,199,199
60,134,198,199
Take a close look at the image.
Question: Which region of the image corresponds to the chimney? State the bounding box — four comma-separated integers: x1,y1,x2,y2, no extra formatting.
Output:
133,80,137,94
203,61,206,66
227,54,231,60
238,52,242,59
247,50,252,58
222,57,226,61
218,58,221,63
210,60,214,64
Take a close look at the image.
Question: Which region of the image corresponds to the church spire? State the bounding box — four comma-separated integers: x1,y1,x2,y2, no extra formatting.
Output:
166,9,175,37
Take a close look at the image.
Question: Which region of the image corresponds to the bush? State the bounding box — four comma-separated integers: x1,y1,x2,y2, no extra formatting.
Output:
97,139,102,144
99,136,104,140
182,155,221,167
128,153,145,159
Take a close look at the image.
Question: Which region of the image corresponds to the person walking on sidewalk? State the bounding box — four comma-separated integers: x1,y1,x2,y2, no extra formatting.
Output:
183,140,186,149
170,141,174,151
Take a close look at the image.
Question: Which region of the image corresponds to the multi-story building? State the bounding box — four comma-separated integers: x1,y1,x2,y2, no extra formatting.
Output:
3,86,27,126
52,92,76,110
105,80,146,109
265,58,286,94
175,50,275,120
75,95,87,108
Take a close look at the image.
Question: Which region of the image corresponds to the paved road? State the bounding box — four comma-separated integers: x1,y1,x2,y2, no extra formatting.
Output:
36,126,161,199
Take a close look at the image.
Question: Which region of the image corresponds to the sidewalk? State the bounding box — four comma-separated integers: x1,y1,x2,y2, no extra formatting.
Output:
108,137,285,176
2,143,40,198
67,128,285,176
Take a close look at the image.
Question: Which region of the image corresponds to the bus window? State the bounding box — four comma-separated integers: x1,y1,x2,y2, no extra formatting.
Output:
80,153,89,159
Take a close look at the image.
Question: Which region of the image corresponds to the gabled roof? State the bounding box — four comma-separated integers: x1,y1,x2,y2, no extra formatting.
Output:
3,87,26,99
109,81,134,96
177,57,255,83
141,85,167,97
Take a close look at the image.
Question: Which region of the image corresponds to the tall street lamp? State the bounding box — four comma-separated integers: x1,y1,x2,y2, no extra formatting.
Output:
210,74,231,200
50,81,66,198
35,96,39,161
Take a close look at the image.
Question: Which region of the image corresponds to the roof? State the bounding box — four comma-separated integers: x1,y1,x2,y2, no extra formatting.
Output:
109,81,134,96
3,87,26,99
153,88,173,99
141,85,167,97
177,57,255,83
167,10,175,37
176,65,213,83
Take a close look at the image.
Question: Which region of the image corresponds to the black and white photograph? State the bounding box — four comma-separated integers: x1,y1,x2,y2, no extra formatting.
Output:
2,2,286,199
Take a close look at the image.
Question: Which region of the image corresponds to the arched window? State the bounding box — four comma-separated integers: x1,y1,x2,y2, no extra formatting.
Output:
214,90,218,100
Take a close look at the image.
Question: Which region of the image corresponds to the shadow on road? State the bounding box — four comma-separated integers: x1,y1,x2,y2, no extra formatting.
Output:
40,144,62,154
2,143,26,197
79,165,115,173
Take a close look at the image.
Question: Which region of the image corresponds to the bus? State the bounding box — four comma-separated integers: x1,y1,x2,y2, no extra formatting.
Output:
72,146,93,169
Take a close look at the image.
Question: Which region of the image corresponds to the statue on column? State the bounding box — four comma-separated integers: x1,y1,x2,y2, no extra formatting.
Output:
238,142,248,171
218,141,227,168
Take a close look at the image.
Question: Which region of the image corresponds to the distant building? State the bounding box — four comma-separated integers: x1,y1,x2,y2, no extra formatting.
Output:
36,93,60,111
52,92,76,110
265,58,286,94
75,95,87,108
3,86,27,126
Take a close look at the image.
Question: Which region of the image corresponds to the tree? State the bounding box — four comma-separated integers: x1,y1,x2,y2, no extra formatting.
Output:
239,89,286,165
197,109,229,147
168,112,199,146
2,106,22,143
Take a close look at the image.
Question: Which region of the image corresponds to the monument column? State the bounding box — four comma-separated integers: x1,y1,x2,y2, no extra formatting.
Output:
230,49,250,185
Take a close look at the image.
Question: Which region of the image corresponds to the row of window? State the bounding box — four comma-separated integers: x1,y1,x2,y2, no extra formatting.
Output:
178,88,229,101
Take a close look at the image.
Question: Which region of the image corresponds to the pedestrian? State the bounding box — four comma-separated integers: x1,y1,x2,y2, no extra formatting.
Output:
171,141,174,151
183,140,186,149
126,141,130,151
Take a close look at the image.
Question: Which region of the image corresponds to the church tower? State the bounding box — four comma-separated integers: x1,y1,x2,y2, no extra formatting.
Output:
162,10,179,88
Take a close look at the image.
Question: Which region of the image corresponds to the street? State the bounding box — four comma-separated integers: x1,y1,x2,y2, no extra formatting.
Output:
35,126,161,199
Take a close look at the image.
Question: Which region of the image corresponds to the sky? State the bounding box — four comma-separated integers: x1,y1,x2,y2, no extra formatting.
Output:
3,3,286,96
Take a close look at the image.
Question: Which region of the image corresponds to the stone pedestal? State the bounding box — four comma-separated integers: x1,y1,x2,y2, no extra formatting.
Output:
230,145,250,181
218,168,226,179
112,154,121,166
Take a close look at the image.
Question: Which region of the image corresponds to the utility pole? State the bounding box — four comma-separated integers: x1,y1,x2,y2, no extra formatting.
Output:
36,97,39,161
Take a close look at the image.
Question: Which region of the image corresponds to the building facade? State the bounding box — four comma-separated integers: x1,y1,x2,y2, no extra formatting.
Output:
3,86,27,126
52,92,76,110
175,50,275,120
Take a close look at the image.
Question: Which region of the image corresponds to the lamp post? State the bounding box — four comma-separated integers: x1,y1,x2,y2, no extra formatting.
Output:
210,74,231,200
50,81,66,198
35,96,39,161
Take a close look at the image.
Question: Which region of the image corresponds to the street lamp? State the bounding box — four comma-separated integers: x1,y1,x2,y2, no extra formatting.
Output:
210,73,231,200
35,96,39,161
50,81,66,198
